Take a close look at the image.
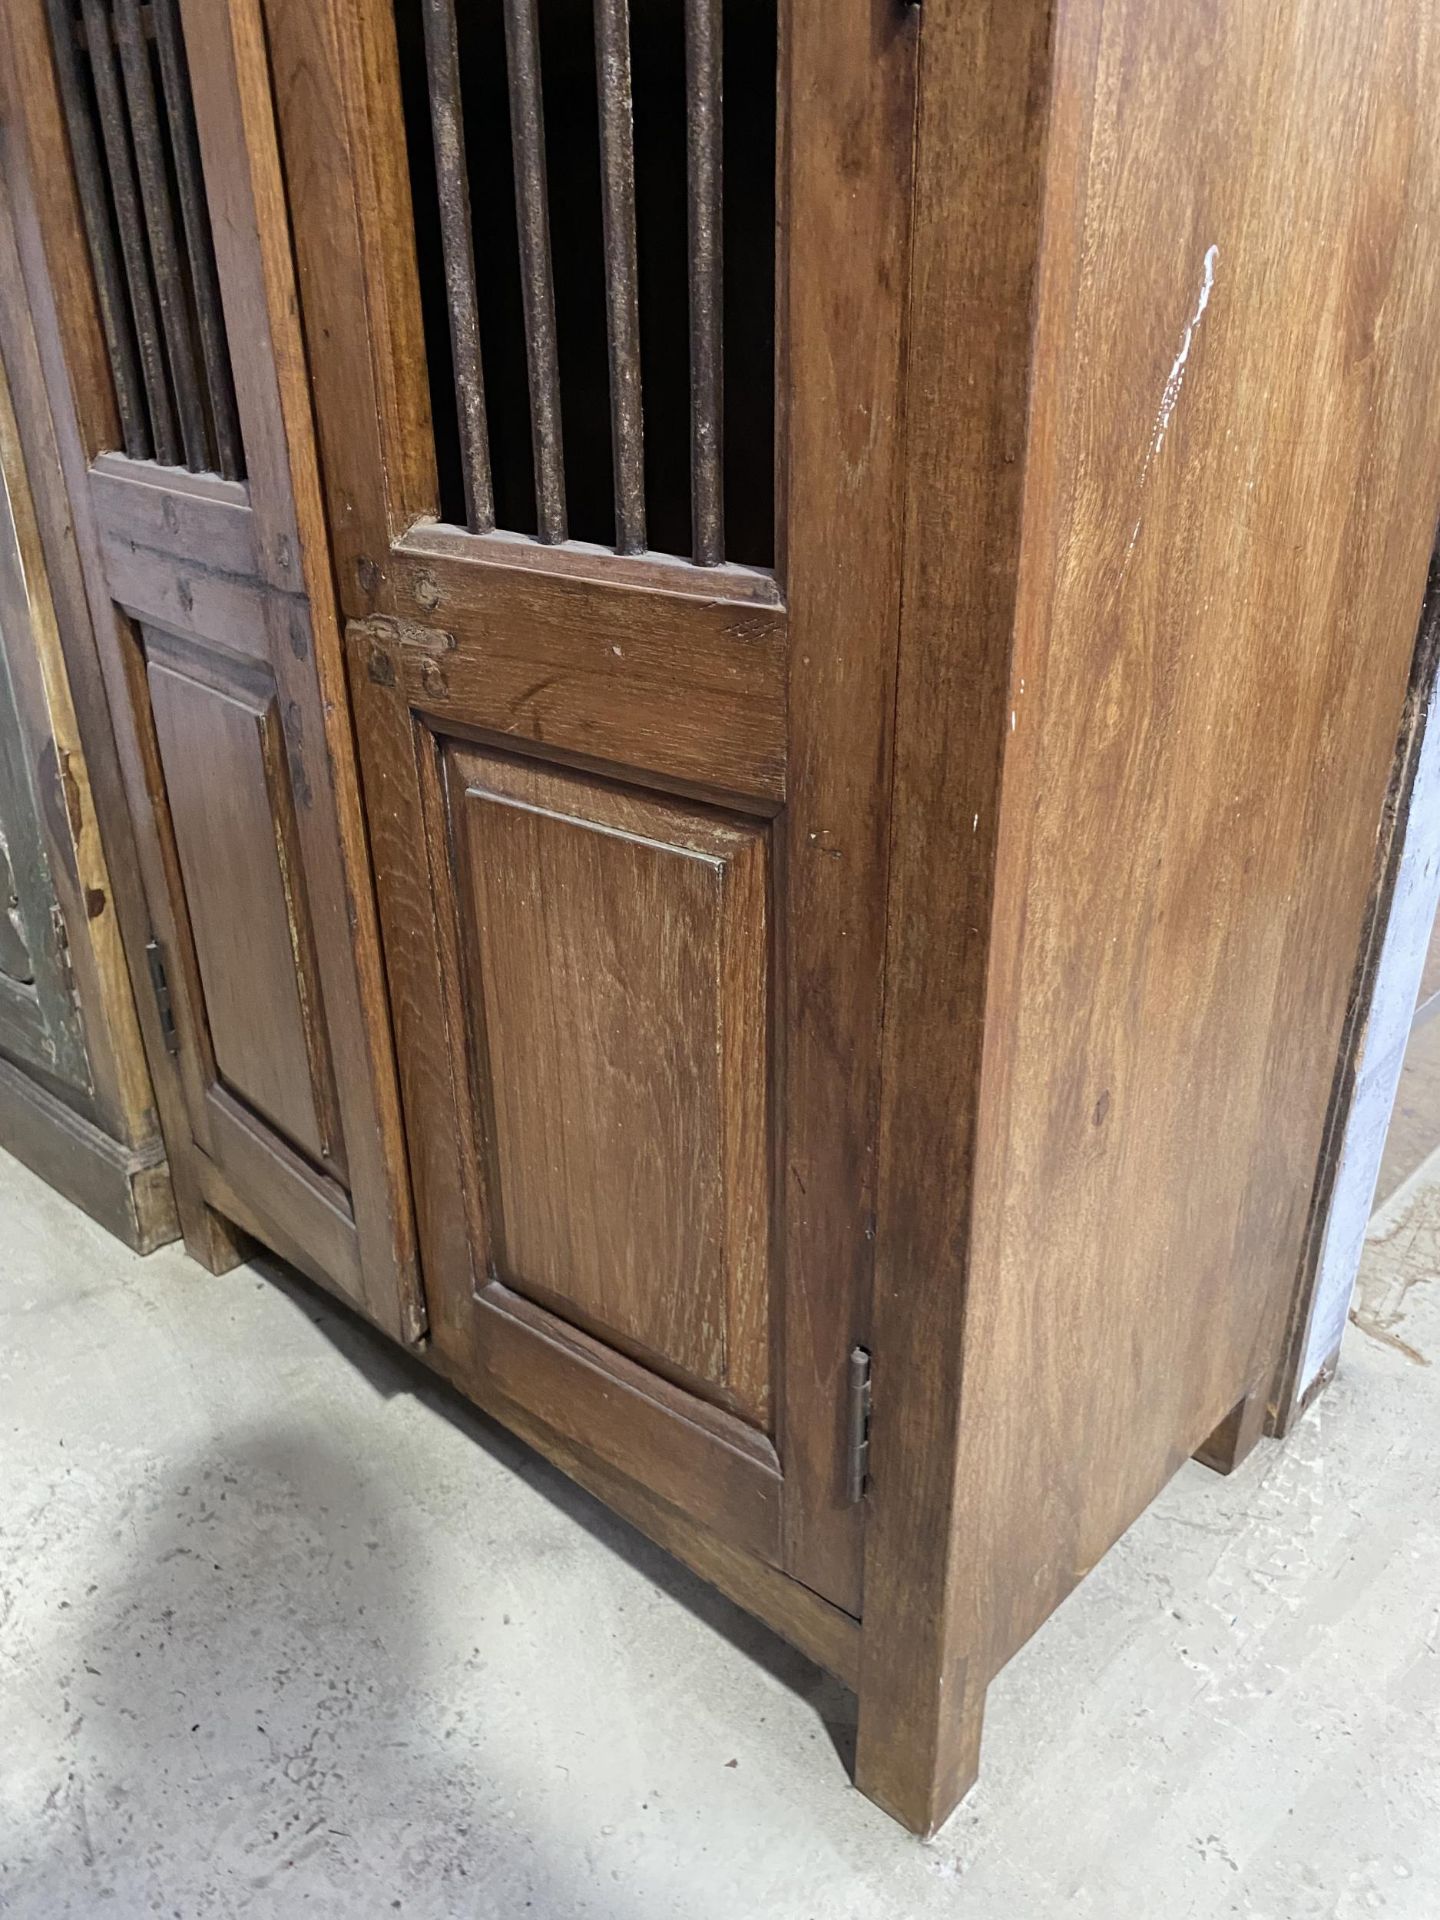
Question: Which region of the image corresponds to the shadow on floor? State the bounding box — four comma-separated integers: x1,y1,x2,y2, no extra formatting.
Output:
244,1248,857,1769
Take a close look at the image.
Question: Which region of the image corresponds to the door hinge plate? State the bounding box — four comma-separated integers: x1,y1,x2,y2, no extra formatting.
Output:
145,937,181,1054
846,1345,873,1504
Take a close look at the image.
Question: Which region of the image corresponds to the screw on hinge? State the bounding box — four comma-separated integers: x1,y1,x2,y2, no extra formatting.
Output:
144,937,181,1054
846,1345,873,1504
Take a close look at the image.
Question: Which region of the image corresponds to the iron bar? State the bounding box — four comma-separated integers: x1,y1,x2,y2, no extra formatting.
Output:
685,0,724,565
78,0,180,463
112,0,210,470
503,0,567,543
594,0,645,554
43,0,149,456
152,0,244,479
421,0,495,530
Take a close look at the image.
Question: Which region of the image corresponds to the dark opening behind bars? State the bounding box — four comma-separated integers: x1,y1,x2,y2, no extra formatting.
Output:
394,0,777,570
46,0,244,480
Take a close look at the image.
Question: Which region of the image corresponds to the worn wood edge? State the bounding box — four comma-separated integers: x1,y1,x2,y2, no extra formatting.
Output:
400,519,783,608
1269,537,1440,1432
0,1049,178,1251
90,449,251,507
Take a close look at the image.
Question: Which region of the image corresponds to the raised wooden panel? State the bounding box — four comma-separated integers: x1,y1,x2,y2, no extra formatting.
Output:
447,746,772,1426
146,633,342,1173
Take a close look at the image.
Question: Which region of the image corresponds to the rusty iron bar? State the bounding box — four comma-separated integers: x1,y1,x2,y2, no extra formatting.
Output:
421,0,494,530
503,0,567,544
594,0,645,555
77,0,179,463
112,0,210,471
44,0,150,456
151,0,244,480
685,0,724,565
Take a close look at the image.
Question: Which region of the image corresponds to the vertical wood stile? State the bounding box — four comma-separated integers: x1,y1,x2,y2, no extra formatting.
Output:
685,0,723,565
421,0,494,530
77,0,180,463
112,0,210,470
42,0,150,457
594,0,645,555
152,0,244,480
503,0,567,543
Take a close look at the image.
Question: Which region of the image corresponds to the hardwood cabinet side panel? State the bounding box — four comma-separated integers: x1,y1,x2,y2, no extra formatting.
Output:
867,0,1440,1835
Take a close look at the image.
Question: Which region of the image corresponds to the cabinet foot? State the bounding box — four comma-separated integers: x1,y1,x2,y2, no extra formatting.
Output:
853,1671,986,1838
180,1201,249,1276
1194,1382,1269,1475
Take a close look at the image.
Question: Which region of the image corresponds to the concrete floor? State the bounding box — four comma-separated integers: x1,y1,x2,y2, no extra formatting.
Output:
3,1146,1439,1919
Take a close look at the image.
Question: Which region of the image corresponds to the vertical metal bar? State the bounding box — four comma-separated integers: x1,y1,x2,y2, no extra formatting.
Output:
152,0,245,480
594,0,645,555
421,0,494,530
43,0,150,457
503,0,567,544
685,0,724,565
112,0,209,470
78,0,180,463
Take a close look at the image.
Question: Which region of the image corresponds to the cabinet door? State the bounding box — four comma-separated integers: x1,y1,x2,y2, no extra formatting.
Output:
272,0,916,1609
8,0,420,1339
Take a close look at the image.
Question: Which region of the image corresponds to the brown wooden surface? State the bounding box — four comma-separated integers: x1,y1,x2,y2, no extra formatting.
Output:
386,535,787,803
864,0,1440,1836
775,0,918,1612
450,747,772,1424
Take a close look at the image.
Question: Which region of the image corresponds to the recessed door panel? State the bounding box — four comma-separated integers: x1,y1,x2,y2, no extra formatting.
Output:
449,747,771,1425
147,640,340,1172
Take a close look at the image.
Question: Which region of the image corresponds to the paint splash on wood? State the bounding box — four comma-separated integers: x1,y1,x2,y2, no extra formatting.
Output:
1125,244,1220,565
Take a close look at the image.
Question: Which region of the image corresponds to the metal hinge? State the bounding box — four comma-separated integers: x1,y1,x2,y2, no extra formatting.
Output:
846,1345,873,1504
145,937,181,1054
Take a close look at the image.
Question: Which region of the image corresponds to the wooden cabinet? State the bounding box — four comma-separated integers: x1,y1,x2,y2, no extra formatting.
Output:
0,171,174,1250
6,0,1440,1840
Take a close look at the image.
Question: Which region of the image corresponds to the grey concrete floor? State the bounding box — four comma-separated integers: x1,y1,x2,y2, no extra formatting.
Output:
2,1144,1439,1919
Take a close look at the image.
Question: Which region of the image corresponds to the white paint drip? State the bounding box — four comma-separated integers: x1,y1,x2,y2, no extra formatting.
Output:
1125,244,1219,564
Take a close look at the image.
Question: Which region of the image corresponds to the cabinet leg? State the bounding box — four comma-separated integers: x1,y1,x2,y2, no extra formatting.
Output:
1194,1382,1269,1475
853,1666,986,1838
179,1199,249,1276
